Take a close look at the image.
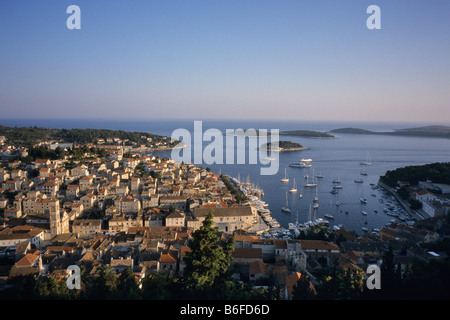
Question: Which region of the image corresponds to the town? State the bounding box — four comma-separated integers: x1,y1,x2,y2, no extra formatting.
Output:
0,133,449,300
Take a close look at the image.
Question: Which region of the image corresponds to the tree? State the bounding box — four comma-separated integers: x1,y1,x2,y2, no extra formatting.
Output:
116,268,141,300
141,272,177,300
183,210,236,298
84,265,117,299
292,273,316,300
316,267,365,300
379,246,396,298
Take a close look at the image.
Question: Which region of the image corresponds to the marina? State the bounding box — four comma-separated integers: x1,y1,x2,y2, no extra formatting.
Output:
226,149,426,240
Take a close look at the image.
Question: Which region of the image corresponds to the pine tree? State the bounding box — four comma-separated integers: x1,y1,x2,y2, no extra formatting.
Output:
380,246,396,298
116,268,141,300
85,265,117,299
183,210,235,297
292,273,316,300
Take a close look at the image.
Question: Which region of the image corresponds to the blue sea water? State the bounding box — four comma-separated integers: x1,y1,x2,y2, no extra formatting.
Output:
2,118,450,234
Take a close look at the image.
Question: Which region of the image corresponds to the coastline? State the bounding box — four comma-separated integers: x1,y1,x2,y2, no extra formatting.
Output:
377,180,429,221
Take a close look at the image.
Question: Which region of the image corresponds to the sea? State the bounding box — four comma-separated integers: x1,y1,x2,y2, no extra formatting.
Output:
2,118,450,235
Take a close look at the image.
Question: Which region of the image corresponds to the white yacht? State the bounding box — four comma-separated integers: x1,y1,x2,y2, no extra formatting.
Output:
289,178,298,193
315,168,323,179
281,168,289,183
304,169,317,187
281,191,291,213
290,161,312,168
313,186,319,202
281,206,291,213
361,152,372,166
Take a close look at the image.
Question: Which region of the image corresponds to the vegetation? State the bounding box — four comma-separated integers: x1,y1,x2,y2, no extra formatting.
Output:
280,129,335,138
20,145,109,163
380,162,450,188
292,273,316,300
314,268,365,300
182,210,237,298
260,140,306,151
0,125,59,148
330,125,450,139
363,246,450,300
330,127,374,134
219,174,249,203
0,124,176,148
2,237,450,300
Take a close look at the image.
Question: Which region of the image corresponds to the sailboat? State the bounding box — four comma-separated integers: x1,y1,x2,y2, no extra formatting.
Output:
324,213,334,219
289,210,303,230
313,186,319,202
281,191,291,213
299,187,303,198
304,169,317,187
315,168,323,179
313,187,319,209
332,173,341,184
289,178,298,193
360,166,368,176
361,152,372,166
307,204,313,226
281,168,289,183
354,172,364,183
360,193,368,204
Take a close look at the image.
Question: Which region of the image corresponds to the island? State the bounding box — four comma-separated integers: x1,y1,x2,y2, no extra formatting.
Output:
279,129,335,138
260,140,309,152
330,125,450,139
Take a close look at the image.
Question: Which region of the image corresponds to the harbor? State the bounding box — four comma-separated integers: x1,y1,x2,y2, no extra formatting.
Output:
229,174,341,240
226,153,427,241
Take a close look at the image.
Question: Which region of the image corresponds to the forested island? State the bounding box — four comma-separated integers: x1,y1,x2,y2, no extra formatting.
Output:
260,140,308,152
0,125,177,149
279,129,335,138
330,125,450,139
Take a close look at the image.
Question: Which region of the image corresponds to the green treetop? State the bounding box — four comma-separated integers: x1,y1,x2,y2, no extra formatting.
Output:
183,210,235,296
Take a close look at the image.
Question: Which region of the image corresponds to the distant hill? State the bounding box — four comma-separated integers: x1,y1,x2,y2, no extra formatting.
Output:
280,129,335,138
0,125,173,148
330,128,374,134
260,140,308,151
330,125,450,138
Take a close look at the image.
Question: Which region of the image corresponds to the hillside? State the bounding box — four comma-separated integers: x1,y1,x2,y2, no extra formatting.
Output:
260,140,308,151
0,125,174,148
330,125,450,138
280,129,335,138
380,162,450,188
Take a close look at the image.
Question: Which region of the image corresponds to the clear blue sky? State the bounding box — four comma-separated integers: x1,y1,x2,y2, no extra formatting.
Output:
1,0,449,123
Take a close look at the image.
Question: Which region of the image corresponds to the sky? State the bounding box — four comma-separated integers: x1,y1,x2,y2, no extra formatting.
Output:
1,0,450,124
